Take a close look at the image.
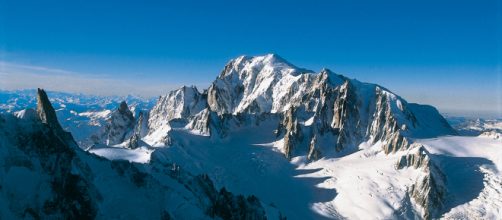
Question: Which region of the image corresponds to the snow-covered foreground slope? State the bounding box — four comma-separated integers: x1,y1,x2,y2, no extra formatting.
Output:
0,89,273,219
149,117,333,219
93,115,332,218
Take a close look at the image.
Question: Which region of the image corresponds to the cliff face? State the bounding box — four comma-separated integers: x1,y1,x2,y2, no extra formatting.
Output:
396,144,447,219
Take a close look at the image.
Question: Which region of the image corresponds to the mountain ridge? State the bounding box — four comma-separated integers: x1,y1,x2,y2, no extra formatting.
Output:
144,54,455,157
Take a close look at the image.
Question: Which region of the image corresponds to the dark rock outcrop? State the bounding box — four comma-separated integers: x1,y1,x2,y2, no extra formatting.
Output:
281,107,303,159
36,88,63,131
396,145,447,219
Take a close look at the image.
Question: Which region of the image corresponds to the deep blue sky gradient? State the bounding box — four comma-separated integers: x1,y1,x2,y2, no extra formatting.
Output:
0,0,501,116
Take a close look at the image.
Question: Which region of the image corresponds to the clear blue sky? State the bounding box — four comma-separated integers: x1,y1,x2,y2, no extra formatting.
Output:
0,0,501,117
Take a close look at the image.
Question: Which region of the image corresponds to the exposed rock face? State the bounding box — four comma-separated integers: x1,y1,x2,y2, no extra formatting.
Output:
36,88,63,131
209,187,267,220
409,163,446,220
107,101,135,145
383,132,411,154
148,86,206,131
307,134,322,161
142,86,207,145
396,145,431,169
396,145,447,219
185,108,213,136
127,111,149,149
91,101,135,146
281,107,303,159
134,111,150,138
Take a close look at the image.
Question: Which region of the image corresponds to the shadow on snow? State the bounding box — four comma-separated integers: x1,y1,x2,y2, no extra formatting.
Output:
429,153,495,216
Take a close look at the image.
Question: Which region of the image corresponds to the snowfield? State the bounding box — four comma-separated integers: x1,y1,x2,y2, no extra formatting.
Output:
89,145,154,163
88,122,502,219
295,143,421,219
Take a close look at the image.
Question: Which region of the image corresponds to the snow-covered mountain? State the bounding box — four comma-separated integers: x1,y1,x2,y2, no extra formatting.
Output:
145,54,455,156
2,54,501,219
137,54,500,219
0,89,272,219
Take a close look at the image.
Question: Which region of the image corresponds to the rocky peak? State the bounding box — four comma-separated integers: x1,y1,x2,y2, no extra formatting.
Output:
118,101,130,114
105,101,135,145
318,68,347,87
207,54,317,114
117,101,134,120
89,100,136,146
396,144,431,169
36,88,63,130
148,85,206,132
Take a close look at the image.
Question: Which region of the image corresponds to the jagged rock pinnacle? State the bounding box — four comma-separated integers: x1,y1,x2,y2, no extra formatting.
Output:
118,101,130,114
36,88,63,130
35,88,79,149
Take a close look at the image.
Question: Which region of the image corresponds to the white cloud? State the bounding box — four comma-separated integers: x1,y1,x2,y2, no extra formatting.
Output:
0,61,187,97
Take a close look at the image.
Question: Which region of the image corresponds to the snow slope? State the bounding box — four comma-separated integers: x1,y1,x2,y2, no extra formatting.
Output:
150,116,330,219
92,114,502,219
